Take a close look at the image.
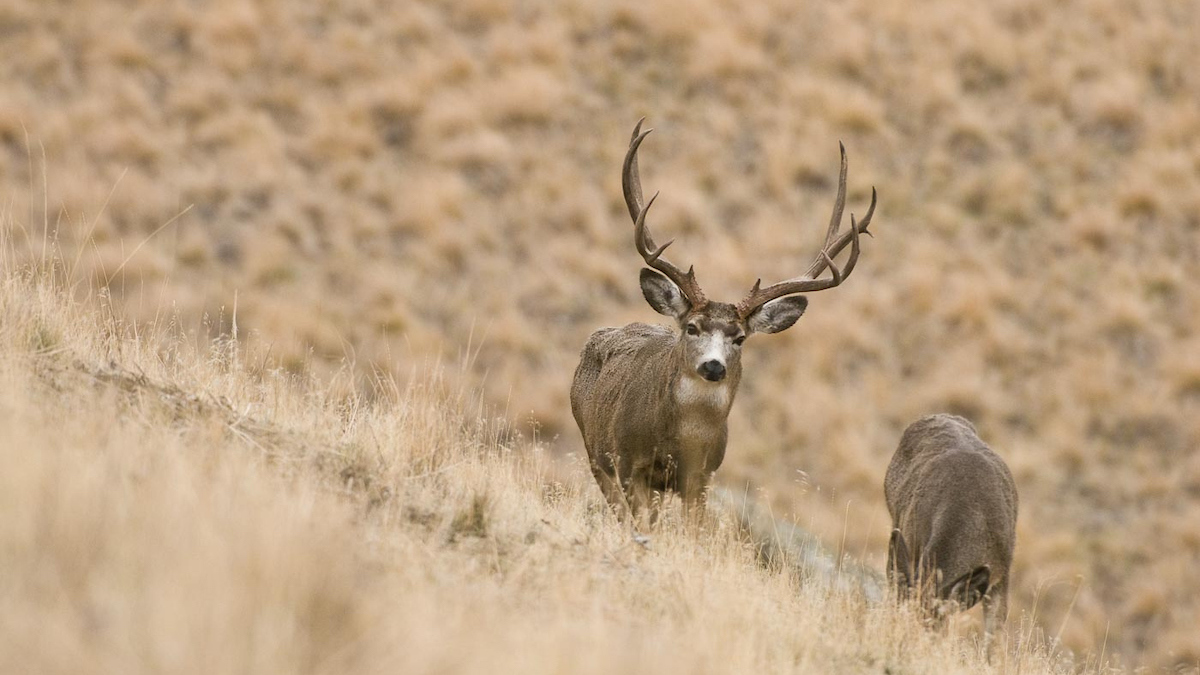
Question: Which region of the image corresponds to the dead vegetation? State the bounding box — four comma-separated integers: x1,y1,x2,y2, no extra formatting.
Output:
2,0,1200,668
2,266,1086,674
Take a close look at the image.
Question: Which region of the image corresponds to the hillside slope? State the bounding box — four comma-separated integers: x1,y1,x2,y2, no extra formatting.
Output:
2,0,1200,667
0,267,1085,674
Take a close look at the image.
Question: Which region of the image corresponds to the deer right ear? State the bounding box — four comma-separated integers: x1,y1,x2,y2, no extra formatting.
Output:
640,268,691,319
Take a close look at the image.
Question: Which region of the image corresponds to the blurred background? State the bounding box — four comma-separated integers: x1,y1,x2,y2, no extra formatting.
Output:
2,0,1199,668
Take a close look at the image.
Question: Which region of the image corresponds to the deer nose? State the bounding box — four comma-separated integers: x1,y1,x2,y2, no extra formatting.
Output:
698,360,726,382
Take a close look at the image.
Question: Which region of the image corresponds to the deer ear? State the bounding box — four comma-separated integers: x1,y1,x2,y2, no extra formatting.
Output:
942,565,990,610
888,529,913,591
640,268,691,319
746,296,807,334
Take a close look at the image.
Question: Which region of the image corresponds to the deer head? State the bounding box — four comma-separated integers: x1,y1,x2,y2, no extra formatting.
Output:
622,118,877,384
889,528,992,629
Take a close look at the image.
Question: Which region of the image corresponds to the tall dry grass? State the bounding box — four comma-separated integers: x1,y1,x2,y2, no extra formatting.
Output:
1,256,1090,674
2,0,1200,668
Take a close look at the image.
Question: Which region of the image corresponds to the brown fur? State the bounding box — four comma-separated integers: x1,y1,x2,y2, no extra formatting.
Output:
884,414,1018,651
584,121,873,528
571,304,743,525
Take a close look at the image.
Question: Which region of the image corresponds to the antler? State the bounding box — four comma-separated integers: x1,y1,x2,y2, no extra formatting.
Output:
735,142,877,318
623,118,708,308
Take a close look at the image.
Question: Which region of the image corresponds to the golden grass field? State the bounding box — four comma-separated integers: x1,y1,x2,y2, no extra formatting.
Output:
2,270,1080,674
2,0,1200,670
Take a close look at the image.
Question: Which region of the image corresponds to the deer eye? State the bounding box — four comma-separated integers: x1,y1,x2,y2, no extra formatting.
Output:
733,335,746,346
685,324,700,336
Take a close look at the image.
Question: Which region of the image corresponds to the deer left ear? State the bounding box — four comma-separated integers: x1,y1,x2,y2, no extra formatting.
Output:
746,296,808,334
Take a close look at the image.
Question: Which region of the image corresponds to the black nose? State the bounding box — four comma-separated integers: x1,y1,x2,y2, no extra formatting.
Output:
698,360,726,382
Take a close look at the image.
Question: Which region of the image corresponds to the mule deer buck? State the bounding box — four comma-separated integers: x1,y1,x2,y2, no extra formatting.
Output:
885,413,1018,654
570,119,877,527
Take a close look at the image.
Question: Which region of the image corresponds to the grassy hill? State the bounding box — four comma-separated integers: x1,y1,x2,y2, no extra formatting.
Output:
2,0,1200,669
1,258,1082,675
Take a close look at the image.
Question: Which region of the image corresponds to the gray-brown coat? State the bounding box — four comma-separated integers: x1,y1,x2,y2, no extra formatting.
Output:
884,413,1018,646
572,311,742,522
571,119,877,526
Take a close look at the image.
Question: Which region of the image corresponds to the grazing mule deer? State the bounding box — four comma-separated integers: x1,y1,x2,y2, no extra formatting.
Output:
571,119,877,526
885,414,1018,653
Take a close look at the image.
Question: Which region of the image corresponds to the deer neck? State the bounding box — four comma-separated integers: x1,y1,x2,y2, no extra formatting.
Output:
668,366,734,470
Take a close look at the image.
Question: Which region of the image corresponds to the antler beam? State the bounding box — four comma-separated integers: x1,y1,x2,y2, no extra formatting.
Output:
735,143,876,318
623,118,707,308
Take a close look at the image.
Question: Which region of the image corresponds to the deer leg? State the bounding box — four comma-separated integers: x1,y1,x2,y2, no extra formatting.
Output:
590,455,633,523
628,477,659,531
678,469,712,522
982,578,1008,662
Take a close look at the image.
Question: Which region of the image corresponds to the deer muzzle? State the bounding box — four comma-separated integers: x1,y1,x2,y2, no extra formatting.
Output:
698,359,727,382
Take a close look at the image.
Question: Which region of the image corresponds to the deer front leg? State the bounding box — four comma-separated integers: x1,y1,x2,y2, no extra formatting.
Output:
678,469,712,522
628,476,660,531
590,453,633,524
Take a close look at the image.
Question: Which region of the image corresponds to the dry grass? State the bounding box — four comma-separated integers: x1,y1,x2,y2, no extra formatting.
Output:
2,0,1200,669
2,263,1084,674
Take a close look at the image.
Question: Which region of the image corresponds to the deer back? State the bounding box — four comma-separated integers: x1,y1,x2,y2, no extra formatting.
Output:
884,414,1018,598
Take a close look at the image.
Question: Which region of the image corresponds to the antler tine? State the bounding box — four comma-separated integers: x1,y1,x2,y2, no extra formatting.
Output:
806,186,876,280
820,142,849,251
623,118,652,222
622,119,707,307
736,146,876,319
818,209,864,288
633,192,672,261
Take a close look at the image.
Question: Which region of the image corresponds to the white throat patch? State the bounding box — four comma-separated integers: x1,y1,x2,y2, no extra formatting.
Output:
675,374,731,411
674,374,731,451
